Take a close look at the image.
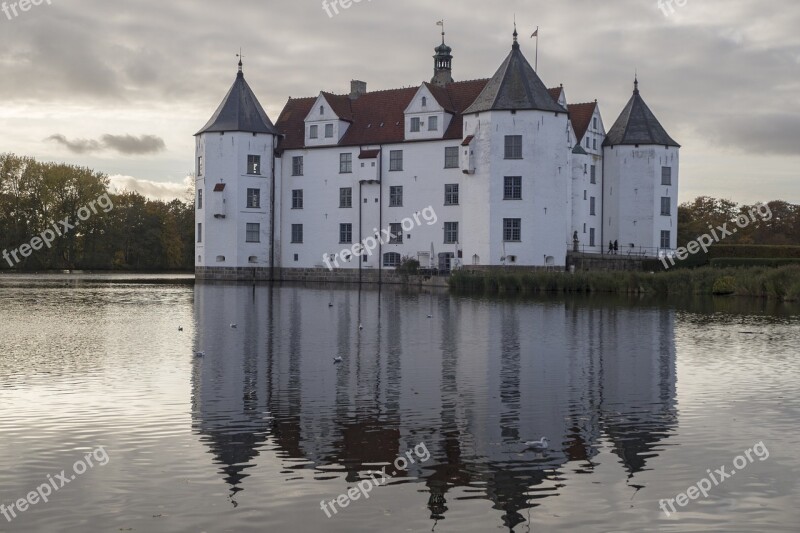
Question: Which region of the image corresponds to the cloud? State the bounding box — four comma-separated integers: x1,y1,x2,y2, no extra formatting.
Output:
705,114,800,156
46,133,166,155
100,134,166,155
45,134,101,154
109,174,193,202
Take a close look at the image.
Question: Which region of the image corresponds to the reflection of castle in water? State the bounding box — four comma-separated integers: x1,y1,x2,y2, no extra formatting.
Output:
192,285,676,526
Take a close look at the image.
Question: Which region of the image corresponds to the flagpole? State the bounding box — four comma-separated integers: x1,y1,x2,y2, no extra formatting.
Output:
535,26,539,71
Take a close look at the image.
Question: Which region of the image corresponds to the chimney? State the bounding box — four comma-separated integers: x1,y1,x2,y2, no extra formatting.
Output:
350,80,367,100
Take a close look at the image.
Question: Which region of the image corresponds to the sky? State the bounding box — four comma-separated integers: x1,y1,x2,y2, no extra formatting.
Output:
0,0,798,204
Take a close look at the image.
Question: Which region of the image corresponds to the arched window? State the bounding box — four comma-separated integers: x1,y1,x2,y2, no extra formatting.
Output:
421,96,427,107
472,254,480,265
216,255,226,263
383,252,401,267
320,105,325,115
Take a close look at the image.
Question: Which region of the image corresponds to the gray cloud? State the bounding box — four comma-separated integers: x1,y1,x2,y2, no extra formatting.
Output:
46,134,166,155
45,134,101,154
100,134,166,155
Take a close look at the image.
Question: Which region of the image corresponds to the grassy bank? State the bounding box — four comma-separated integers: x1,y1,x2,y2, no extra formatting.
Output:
448,265,800,301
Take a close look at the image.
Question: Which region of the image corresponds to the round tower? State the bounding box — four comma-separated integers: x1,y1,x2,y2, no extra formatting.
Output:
195,58,279,280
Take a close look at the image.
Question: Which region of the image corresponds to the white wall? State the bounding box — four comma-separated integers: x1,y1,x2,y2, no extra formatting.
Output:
195,132,274,269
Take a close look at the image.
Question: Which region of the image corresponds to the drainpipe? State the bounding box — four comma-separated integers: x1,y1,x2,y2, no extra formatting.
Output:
378,145,383,285
270,135,277,277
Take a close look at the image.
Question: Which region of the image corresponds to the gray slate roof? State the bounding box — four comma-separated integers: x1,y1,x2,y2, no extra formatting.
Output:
603,85,679,147
196,69,279,136
464,41,567,114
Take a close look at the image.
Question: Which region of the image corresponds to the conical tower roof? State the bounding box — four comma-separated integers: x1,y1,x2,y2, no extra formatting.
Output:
603,79,679,147
196,61,279,136
464,29,566,114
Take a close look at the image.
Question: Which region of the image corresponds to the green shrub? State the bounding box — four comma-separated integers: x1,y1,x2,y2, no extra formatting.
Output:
712,276,736,295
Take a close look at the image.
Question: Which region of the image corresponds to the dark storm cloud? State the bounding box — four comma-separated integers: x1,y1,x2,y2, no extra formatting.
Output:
46,134,166,155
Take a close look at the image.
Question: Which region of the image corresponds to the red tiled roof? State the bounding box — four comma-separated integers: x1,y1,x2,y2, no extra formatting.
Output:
548,86,564,104
275,79,489,151
320,92,354,122
213,183,226,192
461,135,474,146
567,102,598,142
359,149,380,159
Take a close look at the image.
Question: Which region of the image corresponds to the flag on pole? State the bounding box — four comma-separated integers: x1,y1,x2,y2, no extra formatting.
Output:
437,20,444,26
531,29,538,38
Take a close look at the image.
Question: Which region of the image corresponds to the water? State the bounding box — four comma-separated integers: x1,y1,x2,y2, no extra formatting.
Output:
0,274,798,532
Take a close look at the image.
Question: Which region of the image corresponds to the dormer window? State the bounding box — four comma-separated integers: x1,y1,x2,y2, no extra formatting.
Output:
422,97,427,107
310,125,318,139
325,124,334,138
410,117,421,132
428,116,438,131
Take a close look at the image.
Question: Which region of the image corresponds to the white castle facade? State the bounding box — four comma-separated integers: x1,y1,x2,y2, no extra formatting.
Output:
194,29,680,280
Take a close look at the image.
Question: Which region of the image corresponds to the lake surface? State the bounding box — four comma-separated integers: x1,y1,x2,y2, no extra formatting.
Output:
0,274,798,532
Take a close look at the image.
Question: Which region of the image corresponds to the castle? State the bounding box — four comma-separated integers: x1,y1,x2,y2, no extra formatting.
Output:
194,27,680,281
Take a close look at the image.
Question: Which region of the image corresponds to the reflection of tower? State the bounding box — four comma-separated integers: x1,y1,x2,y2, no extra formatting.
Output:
192,284,272,504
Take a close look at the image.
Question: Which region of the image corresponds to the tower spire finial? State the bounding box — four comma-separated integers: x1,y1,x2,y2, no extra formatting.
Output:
237,48,244,75
634,69,639,95
438,19,445,44
512,15,519,49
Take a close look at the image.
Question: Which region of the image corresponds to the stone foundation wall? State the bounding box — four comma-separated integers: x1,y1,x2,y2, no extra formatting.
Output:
566,252,649,272
195,266,448,286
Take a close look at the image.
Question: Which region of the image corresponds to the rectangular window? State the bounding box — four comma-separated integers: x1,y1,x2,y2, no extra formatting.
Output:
292,189,303,209
310,125,318,139
504,135,522,159
340,153,352,173
292,156,303,176
661,197,671,216
584,190,587,201
339,187,352,208
444,184,459,206
389,186,403,207
389,223,403,244
247,155,261,175
246,223,260,243
590,165,597,184
325,124,334,138
593,139,597,150
291,224,303,244
247,188,260,209
590,196,596,216
389,150,403,171
197,223,202,243
662,166,672,186
339,223,352,244
197,156,203,176
197,189,203,210
444,222,459,244
428,116,438,131
504,176,522,200
383,252,401,267
593,117,598,130
661,230,671,249
586,137,590,148
589,228,596,247
444,146,459,168
410,117,421,132
503,218,521,242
